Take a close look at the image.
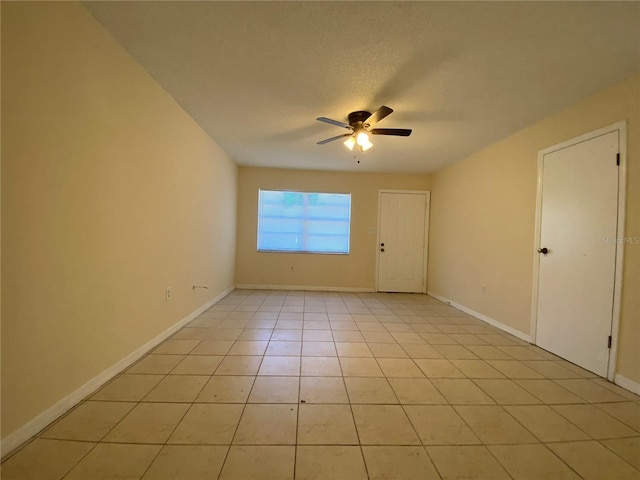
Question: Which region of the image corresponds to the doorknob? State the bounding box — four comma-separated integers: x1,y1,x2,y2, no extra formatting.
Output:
380,243,384,247
538,247,549,255
380,248,385,252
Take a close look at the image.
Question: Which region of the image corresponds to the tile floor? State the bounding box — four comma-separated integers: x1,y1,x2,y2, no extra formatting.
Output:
3,290,639,479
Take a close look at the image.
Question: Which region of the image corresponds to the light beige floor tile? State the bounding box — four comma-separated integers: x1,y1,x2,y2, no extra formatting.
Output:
487,360,545,379
227,340,268,356
142,445,227,480
332,330,365,342
601,437,640,470
233,404,297,444
299,376,348,403
391,332,427,344
218,446,294,480
345,377,398,404
301,356,342,376
552,404,638,439
427,445,511,480
302,341,337,356
414,359,465,378
330,321,359,331
496,346,553,360
547,441,639,480
297,404,358,444
215,356,262,375
207,328,243,341
258,356,300,375
265,341,301,356
474,379,541,405
91,374,163,401
450,359,505,379
170,355,223,375
377,358,425,378
128,354,185,374
173,327,210,340
191,340,234,355
335,342,373,357
363,446,440,479
593,379,640,402
154,339,200,354
304,320,331,330
388,378,447,405
422,333,459,345
303,329,334,341
448,333,488,345
412,324,442,334
477,334,519,346
466,345,514,360
352,405,420,445
104,402,188,443
276,320,303,329
238,328,273,340
521,360,584,378
401,344,443,359
362,331,396,342
143,375,207,403
515,379,586,404
404,405,480,445
303,312,328,321
168,404,243,444
597,402,640,431
554,379,628,403
64,443,161,480
0,439,94,480
505,405,589,442
339,357,384,377
271,329,303,341
489,444,581,480
431,379,495,405
368,343,408,358
248,376,299,403
455,406,537,444
42,401,135,441
196,376,255,403
296,446,368,480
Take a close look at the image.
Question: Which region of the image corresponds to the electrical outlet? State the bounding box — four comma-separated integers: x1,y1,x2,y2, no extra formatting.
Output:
166,287,172,301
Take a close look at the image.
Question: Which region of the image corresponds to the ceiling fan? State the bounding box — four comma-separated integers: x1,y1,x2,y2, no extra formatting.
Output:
316,106,412,152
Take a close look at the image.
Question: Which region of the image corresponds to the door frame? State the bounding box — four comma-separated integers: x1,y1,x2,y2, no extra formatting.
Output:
530,121,627,381
375,189,431,294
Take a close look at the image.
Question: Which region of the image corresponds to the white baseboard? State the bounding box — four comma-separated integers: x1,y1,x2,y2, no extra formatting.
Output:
236,284,375,293
614,374,640,395
427,291,532,343
0,287,233,459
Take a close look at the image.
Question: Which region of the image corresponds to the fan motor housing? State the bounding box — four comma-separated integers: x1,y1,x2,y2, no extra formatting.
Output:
348,111,372,127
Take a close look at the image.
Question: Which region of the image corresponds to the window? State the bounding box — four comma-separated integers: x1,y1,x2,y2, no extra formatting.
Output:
257,189,351,254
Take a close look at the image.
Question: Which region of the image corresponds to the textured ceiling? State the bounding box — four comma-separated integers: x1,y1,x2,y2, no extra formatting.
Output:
84,1,639,173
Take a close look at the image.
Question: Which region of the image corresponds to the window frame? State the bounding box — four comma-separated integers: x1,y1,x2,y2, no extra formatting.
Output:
256,188,352,255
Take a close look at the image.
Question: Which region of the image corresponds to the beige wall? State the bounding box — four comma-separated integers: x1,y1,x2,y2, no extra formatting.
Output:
236,167,431,290
428,74,640,383
1,2,237,439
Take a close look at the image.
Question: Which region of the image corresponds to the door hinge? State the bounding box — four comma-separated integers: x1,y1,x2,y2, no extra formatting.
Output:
616,153,620,166
607,335,612,349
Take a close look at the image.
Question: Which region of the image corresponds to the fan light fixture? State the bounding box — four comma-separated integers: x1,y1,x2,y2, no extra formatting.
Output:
344,130,373,152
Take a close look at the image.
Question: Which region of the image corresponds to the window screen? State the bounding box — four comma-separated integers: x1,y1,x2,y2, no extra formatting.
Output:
257,189,351,254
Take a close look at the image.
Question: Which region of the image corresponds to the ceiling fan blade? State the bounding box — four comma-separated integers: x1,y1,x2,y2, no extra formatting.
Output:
317,133,352,145
370,128,412,137
316,117,351,129
364,106,393,127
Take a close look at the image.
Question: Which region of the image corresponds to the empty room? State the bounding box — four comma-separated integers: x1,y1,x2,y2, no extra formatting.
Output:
2,1,639,479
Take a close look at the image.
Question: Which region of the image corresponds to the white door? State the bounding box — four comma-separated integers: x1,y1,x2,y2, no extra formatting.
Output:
536,130,619,377
378,191,428,293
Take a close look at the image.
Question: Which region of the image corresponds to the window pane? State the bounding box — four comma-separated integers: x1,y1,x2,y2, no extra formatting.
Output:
257,189,351,254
